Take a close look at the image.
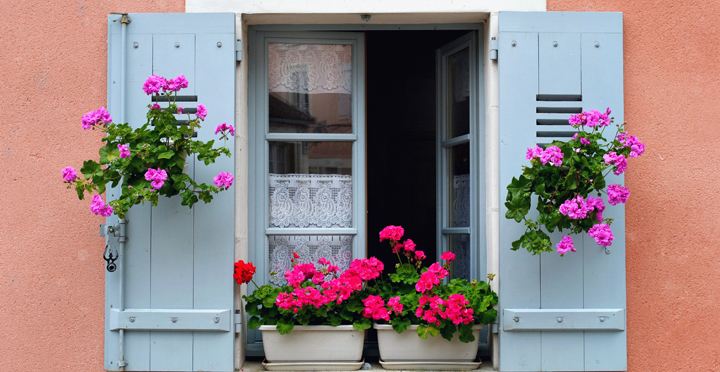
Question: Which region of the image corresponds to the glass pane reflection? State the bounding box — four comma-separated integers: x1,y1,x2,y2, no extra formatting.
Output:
269,43,353,134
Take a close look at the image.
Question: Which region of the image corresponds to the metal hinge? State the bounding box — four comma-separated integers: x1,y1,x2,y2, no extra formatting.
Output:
491,323,499,334
490,37,498,61
234,310,242,333
235,40,243,62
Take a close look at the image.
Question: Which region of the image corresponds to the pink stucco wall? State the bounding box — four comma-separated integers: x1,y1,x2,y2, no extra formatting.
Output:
546,1,720,371
0,1,184,371
2,1,719,371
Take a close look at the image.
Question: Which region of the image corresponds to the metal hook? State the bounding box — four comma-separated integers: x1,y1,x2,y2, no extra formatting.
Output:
104,244,118,272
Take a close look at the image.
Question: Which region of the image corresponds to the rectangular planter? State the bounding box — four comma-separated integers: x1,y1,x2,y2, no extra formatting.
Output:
259,325,364,363
374,324,482,362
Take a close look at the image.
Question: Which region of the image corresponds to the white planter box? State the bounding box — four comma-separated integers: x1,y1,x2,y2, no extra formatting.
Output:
259,325,364,363
374,324,482,362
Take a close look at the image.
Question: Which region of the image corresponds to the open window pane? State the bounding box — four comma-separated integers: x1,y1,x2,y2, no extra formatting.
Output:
447,47,470,138
269,43,353,134
449,143,470,227
268,235,353,286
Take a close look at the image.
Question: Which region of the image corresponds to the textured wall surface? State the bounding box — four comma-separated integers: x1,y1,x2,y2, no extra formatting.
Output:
2,0,718,371
0,1,184,371
546,1,720,371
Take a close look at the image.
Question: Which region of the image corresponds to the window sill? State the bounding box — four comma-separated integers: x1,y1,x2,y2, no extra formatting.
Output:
240,360,496,372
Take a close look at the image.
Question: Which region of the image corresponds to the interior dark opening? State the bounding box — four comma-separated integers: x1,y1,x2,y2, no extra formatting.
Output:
366,30,470,271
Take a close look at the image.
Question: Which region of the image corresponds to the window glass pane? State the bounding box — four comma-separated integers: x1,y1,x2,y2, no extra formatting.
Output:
447,235,471,280
269,43,353,134
448,143,470,227
269,142,353,228
447,47,470,138
268,235,353,286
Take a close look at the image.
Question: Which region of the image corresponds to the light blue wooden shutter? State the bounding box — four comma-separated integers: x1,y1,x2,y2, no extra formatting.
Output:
105,13,236,371
498,12,625,371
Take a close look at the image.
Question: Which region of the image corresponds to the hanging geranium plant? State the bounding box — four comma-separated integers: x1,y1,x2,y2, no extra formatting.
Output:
61,74,235,218
504,109,645,255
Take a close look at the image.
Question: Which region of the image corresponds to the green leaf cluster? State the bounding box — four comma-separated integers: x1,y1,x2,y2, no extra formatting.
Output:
243,283,372,335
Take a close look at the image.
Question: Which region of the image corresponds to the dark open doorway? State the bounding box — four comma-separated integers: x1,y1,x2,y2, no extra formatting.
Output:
366,30,469,270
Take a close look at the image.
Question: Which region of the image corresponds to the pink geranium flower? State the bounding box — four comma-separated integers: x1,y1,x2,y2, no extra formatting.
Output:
61,167,77,182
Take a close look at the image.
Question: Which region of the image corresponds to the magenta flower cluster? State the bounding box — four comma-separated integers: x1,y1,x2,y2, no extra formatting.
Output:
568,108,612,127
607,184,630,205
118,144,131,158
526,145,564,166
214,123,235,136
62,167,77,182
617,133,645,158
416,293,474,326
559,195,605,221
556,236,576,255
90,195,113,217
142,74,189,95
213,172,234,189
416,262,449,293
603,151,628,175
81,107,112,130
275,257,381,314
144,168,168,190
588,224,615,247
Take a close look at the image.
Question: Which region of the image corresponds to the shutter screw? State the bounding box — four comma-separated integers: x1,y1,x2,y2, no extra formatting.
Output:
557,317,563,323
217,42,222,48
171,317,178,323
513,317,519,322
605,247,612,255
129,317,135,323
511,41,517,47
214,317,220,323
553,41,558,47
595,41,600,48
599,316,607,322
133,42,138,49
175,42,180,48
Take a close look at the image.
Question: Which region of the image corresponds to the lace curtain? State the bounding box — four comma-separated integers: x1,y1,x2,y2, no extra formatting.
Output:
269,236,353,286
269,174,352,228
269,44,352,95
268,174,353,284
452,174,470,280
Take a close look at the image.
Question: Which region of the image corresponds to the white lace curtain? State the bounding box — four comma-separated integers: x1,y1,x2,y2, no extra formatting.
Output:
268,174,353,283
269,235,353,286
269,44,352,95
269,174,352,228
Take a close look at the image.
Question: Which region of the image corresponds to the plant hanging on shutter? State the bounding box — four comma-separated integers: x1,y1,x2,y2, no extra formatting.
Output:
60,75,236,219
504,109,645,255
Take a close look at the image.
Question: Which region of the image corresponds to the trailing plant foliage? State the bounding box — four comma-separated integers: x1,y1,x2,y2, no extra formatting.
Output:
505,109,645,255
367,226,498,343
61,74,235,219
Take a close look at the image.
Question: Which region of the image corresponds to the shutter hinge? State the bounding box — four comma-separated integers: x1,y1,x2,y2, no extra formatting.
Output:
491,323,499,334
490,37,498,61
235,40,243,62
234,310,242,333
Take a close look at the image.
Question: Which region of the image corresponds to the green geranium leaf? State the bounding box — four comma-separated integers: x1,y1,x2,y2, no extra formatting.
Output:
247,316,262,330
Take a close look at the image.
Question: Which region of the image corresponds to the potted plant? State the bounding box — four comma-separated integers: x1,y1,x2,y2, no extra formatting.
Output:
61,74,235,219
367,226,498,370
504,108,645,255
243,254,382,369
